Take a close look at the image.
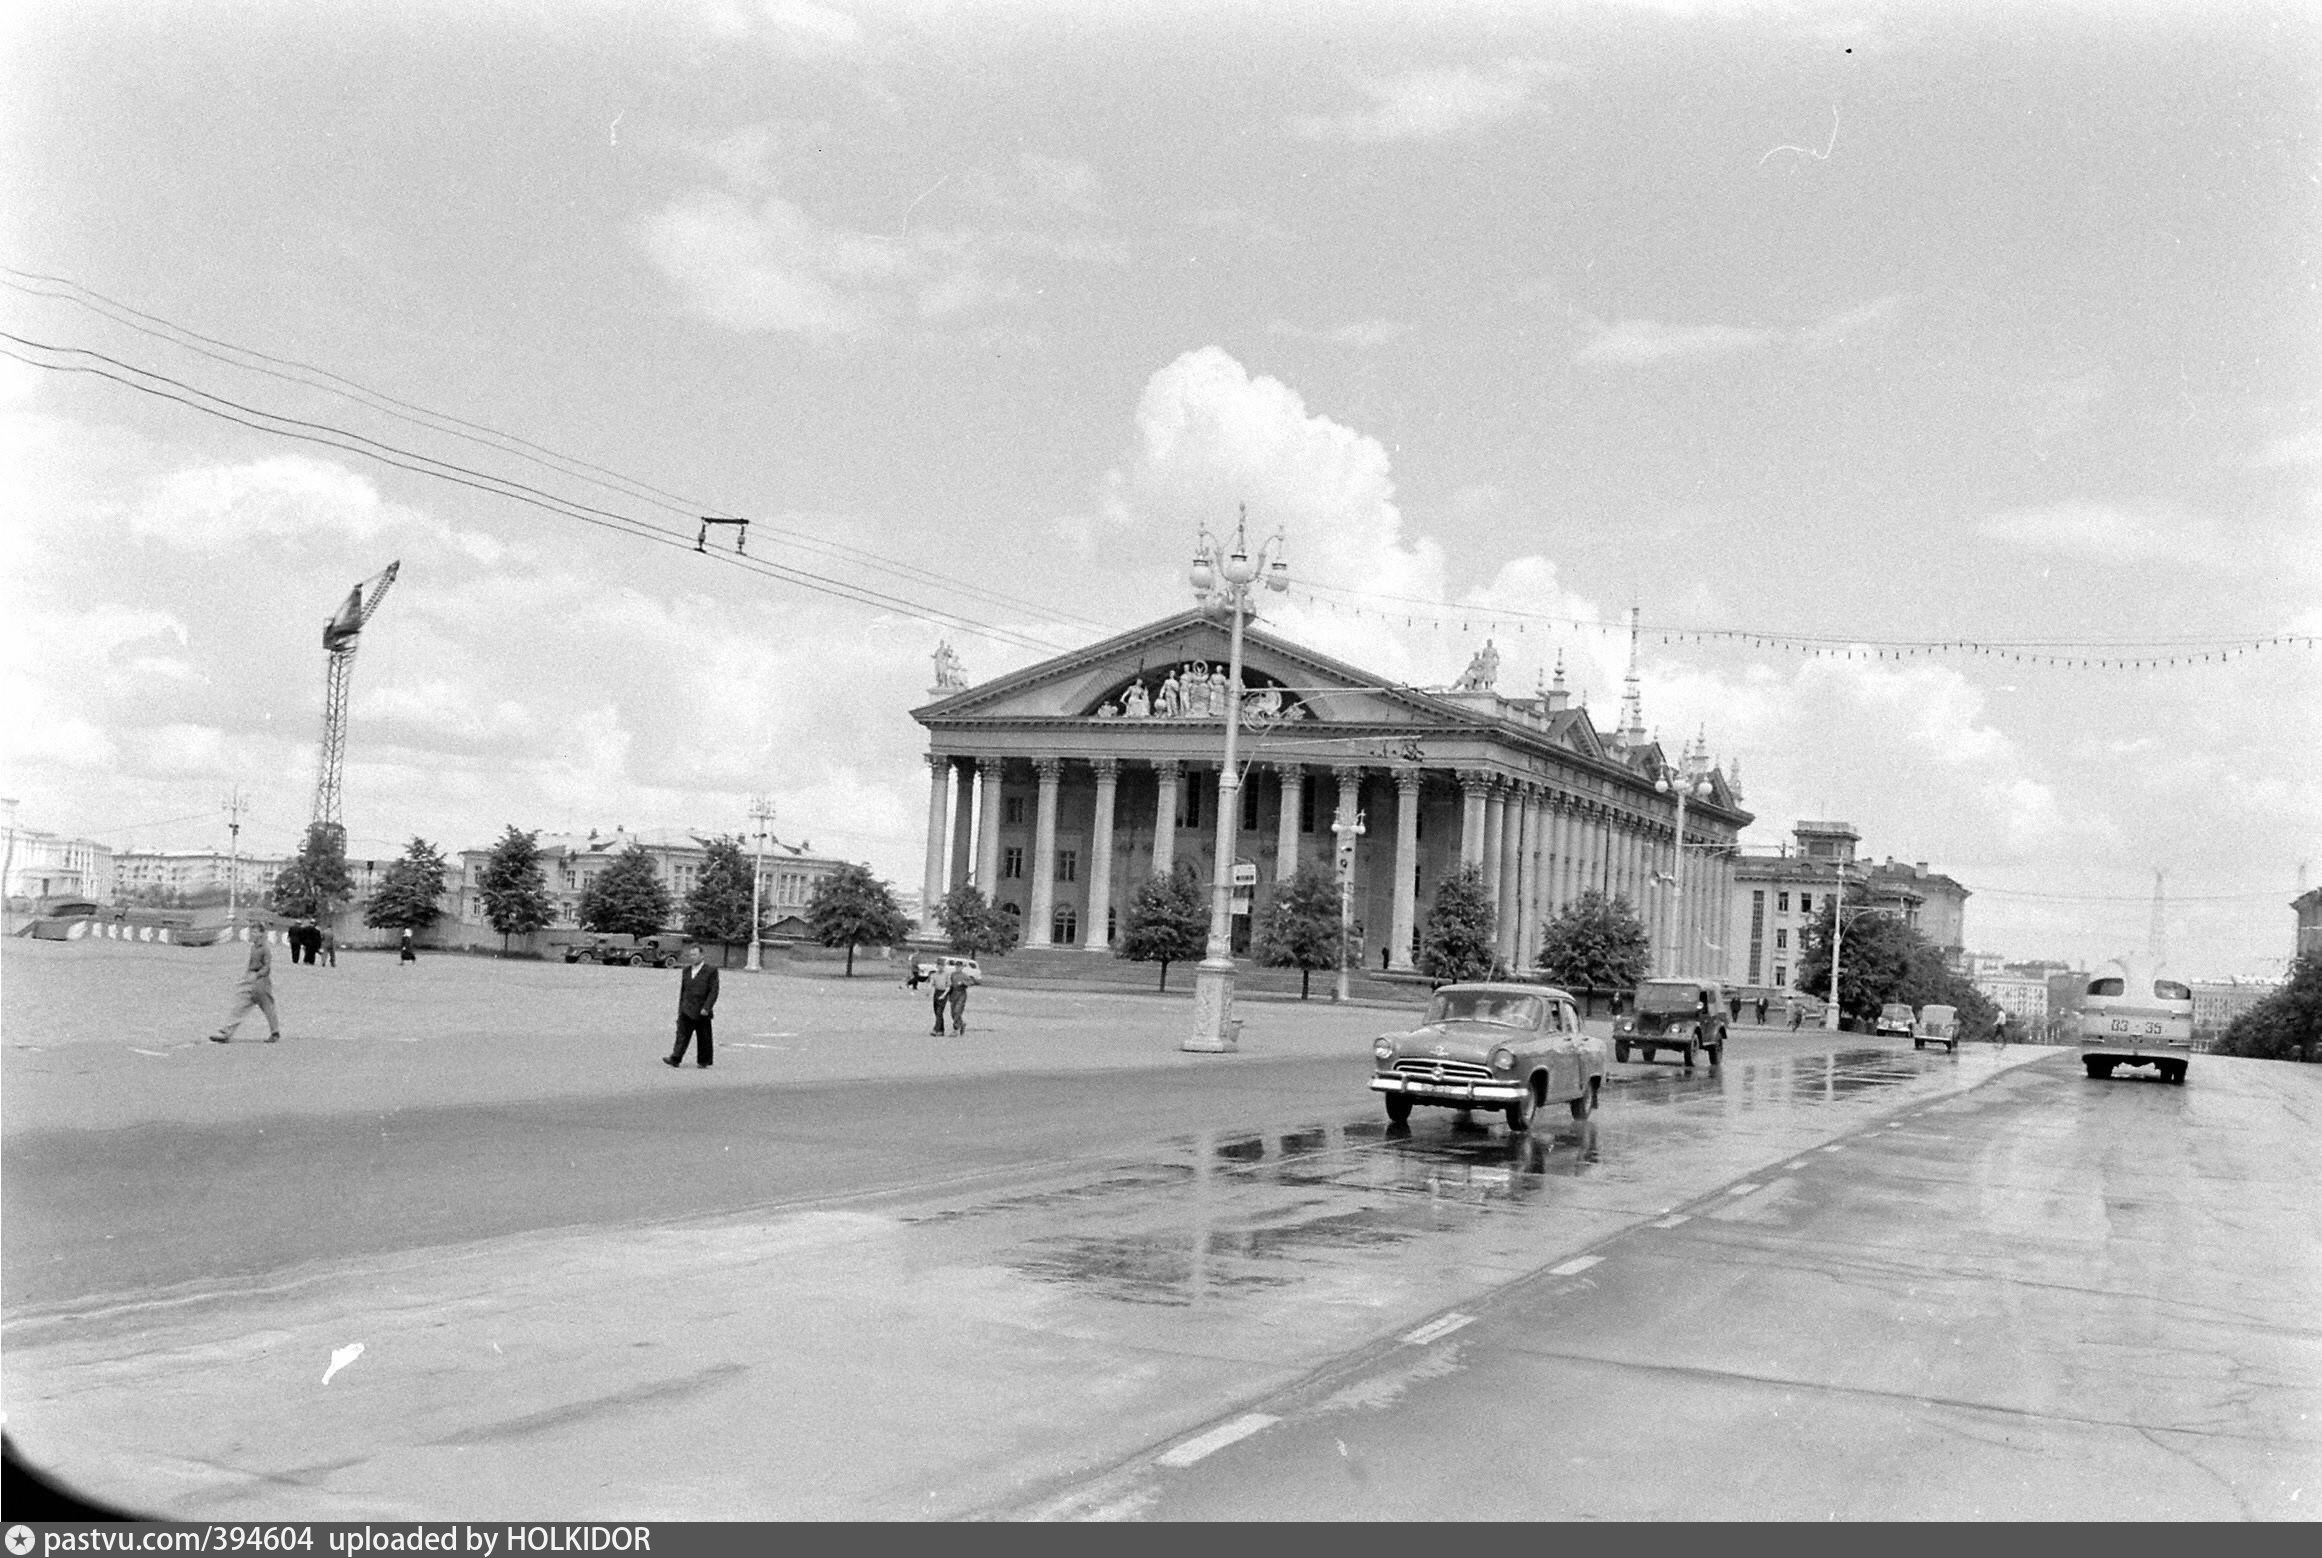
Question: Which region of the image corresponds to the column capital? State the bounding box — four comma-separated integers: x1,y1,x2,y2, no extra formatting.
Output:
1089,756,1121,780
1393,765,1425,794
1457,767,1494,792
1332,762,1367,784
1033,756,1064,783
1270,759,1304,777
1152,759,1183,781
926,751,952,774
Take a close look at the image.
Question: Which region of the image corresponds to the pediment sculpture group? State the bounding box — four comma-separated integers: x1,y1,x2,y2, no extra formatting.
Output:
1096,661,1308,722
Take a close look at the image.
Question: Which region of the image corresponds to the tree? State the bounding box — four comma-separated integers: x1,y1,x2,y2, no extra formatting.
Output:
1115,863,1208,991
1534,888,1650,993
478,825,553,949
1794,894,1917,1029
364,837,449,932
271,822,352,920
578,845,673,938
935,883,1018,959
1418,864,1497,983
2214,954,2322,1062
804,862,912,975
1253,864,1354,999
684,835,757,950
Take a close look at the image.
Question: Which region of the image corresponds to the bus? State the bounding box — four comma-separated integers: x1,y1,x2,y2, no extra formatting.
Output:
2078,956,2195,1084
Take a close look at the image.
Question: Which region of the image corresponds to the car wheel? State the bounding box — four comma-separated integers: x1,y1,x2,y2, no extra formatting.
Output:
1615,1041,1630,1064
1505,1082,1536,1133
1709,1033,1725,1066
1913,1037,1924,1050
1569,1077,1597,1121
1384,1093,1413,1124
1947,1040,1958,1054
628,954,646,967
2085,1059,2113,1079
1683,1041,1696,1069
2166,1063,2187,1085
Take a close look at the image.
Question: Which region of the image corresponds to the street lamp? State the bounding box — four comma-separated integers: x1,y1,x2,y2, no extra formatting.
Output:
746,795,775,972
1330,801,1366,1003
1651,737,1712,978
1824,864,1869,1031
1184,504,1290,1053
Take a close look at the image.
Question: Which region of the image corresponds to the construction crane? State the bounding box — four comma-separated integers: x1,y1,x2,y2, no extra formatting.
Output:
309,560,400,843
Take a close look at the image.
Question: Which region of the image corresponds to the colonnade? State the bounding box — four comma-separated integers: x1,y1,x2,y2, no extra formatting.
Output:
919,754,1734,977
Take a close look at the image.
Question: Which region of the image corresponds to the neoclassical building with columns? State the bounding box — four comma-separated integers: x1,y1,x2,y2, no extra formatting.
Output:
911,610,1748,976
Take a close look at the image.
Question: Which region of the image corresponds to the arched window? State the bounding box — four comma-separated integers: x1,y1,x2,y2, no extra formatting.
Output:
1052,905,1078,945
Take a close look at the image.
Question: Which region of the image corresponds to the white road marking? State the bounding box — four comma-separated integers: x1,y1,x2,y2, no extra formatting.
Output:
1549,1256,1603,1276
1401,1312,1476,1346
322,1342,364,1385
129,1048,172,1058
1157,1413,1279,1467
1727,1182,1761,1196
1821,1145,1844,1152
725,1042,789,1050
753,1032,799,1038
1651,1214,1691,1229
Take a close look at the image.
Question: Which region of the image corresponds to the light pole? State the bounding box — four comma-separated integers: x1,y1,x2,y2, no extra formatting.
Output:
224,788,248,927
1825,866,1861,1031
1184,505,1290,1053
1331,801,1366,1003
1651,741,1711,978
746,795,775,972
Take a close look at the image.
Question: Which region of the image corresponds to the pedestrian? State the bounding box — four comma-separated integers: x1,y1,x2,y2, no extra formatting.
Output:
1788,999,1803,1031
905,959,926,991
928,963,951,1034
944,962,970,1036
398,927,416,966
663,942,719,1069
320,925,337,967
207,924,281,1045
1756,994,1768,1025
1728,993,1742,1023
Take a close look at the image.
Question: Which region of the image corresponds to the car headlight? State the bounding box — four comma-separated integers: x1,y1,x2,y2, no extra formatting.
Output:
1373,1040,1395,1062
1491,1047,1516,1072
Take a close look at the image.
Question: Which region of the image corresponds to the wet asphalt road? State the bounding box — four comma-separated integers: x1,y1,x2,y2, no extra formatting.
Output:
7,945,2315,1519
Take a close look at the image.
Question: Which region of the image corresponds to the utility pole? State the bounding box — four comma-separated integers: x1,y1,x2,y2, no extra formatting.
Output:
746,795,775,972
1331,802,1366,1002
0,797,18,935
224,788,248,926
2148,869,2167,969
1825,865,1854,1032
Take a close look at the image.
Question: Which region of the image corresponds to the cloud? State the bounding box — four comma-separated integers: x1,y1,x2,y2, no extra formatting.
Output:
632,189,904,336
1573,318,1776,365
1796,294,1902,353
758,0,862,57
2254,428,2322,468
1267,317,1410,348
1292,60,1572,143
1975,502,2183,563
1019,153,1103,212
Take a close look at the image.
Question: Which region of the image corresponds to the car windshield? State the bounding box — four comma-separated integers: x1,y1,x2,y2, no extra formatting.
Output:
1882,1005,1913,1020
1426,991,1543,1029
1636,984,1708,1014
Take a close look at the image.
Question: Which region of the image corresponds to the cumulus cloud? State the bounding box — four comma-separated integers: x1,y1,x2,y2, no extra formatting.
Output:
1267,317,1409,348
1292,60,1572,143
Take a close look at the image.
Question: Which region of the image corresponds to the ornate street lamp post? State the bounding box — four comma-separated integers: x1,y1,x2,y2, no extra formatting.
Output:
1331,801,1366,1003
746,795,775,972
1184,506,1290,1053
1652,737,1712,978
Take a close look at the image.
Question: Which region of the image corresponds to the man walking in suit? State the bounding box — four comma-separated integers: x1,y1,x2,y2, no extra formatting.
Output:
664,943,720,1069
208,925,282,1044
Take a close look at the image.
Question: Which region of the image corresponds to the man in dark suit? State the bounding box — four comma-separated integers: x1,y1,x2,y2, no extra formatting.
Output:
664,943,720,1069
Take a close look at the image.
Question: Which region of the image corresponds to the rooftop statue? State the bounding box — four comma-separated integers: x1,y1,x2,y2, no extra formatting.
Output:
930,641,969,692
1453,638,1501,692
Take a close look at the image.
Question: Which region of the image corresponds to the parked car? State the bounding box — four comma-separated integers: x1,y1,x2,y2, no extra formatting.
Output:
1613,977,1729,1067
561,932,636,964
627,933,691,968
911,955,982,986
1875,1002,1918,1043
1370,981,1606,1132
1916,1004,1960,1052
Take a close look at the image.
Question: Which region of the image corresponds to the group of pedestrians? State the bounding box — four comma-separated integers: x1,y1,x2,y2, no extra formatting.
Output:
907,960,971,1035
206,922,420,1044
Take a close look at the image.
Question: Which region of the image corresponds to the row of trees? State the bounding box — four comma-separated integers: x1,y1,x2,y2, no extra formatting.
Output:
2213,954,2321,1062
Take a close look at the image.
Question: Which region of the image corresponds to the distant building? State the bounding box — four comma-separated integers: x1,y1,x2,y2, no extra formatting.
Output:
2296,886,2322,960
2189,978,2279,1046
1977,974,2050,1027
4,829,114,903
1721,822,1972,994
110,847,275,904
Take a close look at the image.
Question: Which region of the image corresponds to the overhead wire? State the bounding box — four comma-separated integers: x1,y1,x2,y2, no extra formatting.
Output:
0,333,1070,653
1,268,1116,639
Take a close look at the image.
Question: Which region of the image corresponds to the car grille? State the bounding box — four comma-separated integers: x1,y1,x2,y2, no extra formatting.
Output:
1393,1058,1494,1084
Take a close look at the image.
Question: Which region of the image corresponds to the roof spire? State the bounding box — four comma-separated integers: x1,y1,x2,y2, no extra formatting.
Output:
1615,604,1647,748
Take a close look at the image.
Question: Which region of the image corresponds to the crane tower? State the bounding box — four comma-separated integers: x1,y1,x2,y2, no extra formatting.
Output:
310,560,400,841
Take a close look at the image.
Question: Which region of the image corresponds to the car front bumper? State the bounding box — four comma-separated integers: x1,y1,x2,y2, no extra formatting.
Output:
1371,1076,1525,1105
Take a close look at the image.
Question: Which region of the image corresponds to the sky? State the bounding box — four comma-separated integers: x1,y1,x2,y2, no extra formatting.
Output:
1,0,2316,978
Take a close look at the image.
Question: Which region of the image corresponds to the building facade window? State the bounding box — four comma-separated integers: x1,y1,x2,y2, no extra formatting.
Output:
1002,846,1024,880
1057,850,1077,883
1747,890,1765,984
1775,929,1788,950
1777,892,1789,912
1179,781,1201,830
1298,776,1315,833
1242,785,1260,831
1004,796,1026,825
1773,963,1787,986
1798,892,1812,914
1052,905,1078,945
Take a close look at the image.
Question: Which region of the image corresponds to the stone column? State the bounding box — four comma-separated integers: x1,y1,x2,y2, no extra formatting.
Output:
1550,797,1573,914
1579,804,1601,900
948,758,975,898
975,758,1005,895
1496,783,1523,969
1273,763,1302,883
1482,780,1507,910
1458,770,1490,868
1152,761,1181,880
920,753,951,937
1088,758,1119,950
1390,768,1422,972
1026,758,1062,947
1518,786,1544,970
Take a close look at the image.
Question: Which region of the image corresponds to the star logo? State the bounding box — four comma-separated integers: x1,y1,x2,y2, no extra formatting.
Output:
7,1525,36,1555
